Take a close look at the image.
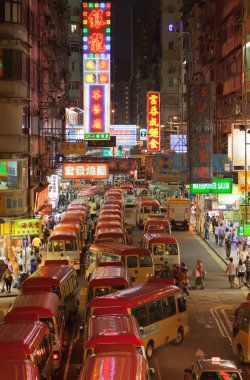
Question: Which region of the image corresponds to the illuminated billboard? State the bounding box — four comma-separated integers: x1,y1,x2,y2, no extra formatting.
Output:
110,125,136,146
147,92,160,152
62,163,109,179
83,2,111,140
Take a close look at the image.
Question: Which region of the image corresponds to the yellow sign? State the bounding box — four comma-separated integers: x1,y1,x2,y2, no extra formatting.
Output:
0,191,27,216
60,142,87,155
238,171,250,191
0,222,11,235
13,219,42,236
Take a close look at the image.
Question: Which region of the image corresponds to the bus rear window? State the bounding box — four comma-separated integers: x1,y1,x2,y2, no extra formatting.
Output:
200,372,241,380
139,253,153,267
151,206,160,214
165,244,178,255
95,287,110,298
53,241,64,252
177,297,186,313
65,239,77,251
52,286,61,299
127,256,138,268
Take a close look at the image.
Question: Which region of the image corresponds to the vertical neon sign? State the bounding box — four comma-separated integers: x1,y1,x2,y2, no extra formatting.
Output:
147,91,160,152
83,2,111,140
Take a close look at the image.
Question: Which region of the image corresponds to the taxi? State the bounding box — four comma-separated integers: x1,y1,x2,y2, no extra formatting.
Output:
184,357,243,380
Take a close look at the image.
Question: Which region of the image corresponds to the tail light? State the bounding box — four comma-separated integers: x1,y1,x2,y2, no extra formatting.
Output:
53,351,60,360
74,259,80,264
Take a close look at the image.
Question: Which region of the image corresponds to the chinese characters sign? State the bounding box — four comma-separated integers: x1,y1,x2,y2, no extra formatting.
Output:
147,92,160,152
83,3,111,140
14,219,42,236
188,84,212,182
0,191,27,216
60,142,87,155
62,163,109,179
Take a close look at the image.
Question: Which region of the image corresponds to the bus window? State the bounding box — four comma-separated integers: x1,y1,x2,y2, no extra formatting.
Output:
65,240,77,251
165,244,178,256
48,242,52,252
144,206,150,214
177,297,187,313
95,288,110,298
153,244,164,256
139,253,153,268
162,296,176,318
127,256,138,268
40,318,55,334
132,305,148,327
148,300,163,324
110,254,119,262
152,206,160,214
242,310,250,332
53,242,64,252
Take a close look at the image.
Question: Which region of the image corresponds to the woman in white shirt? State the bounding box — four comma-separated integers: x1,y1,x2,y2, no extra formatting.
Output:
237,259,246,288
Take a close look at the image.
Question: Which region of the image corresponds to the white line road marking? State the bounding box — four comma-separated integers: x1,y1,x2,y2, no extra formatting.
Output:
210,306,232,342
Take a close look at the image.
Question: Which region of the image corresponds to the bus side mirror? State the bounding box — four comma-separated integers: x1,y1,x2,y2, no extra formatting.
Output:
139,326,144,335
148,368,155,377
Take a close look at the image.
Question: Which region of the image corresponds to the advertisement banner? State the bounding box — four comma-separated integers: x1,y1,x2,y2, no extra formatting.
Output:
238,171,250,191
62,163,109,179
188,83,213,182
110,125,137,146
48,175,59,201
147,92,160,152
83,2,111,140
0,191,27,216
232,126,250,170
14,219,42,236
35,187,49,212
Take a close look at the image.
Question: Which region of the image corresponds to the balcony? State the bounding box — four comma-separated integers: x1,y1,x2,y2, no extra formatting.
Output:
222,34,242,57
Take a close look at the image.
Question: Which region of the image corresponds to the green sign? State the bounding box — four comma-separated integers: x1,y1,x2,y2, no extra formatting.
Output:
238,226,244,237
84,133,110,140
190,178,233,194
244,224,250,236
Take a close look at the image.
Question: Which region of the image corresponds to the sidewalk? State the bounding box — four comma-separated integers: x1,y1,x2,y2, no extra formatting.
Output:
0,287,20,298
197,231,239,266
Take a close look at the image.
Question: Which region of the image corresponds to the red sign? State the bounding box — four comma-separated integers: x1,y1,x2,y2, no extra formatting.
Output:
62,163,109,179
147,92,160,152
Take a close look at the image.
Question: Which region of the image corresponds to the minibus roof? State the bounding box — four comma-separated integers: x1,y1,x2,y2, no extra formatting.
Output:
97,222,122,230
53,224,80,233
0,350,39,380
89,279,180,309
85,314,142,348
91,242,151,256
89,266,130,287
138,199,160,206
120,183,134,189
97,228,124,235
99,216,121,222
70,199,88,206
79,350,147,380
49,229,77,240
93,307,129,316
22,263,75,288
145,218,169,226
9,292,61,318
0,321,49,353
100,210,122,216
143,232,177,244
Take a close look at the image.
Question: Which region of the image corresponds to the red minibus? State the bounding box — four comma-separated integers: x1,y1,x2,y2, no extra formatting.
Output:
22,260,79,322
95,228,126,244
0,350,40,380
100,209,122,218
87,277,188,359
142,232,180,273
144,217,171,235
136,199,161,227
98,215,122,224
87,265,132,302
83,313,146,360
79,344,153,380
0,319,53,379
96,221,122,231
8,292,64,370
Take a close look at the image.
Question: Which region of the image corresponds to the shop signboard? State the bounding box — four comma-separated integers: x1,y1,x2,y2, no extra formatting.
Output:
0,191,27,216
238,171,250,191
140,129,147,141
190,178,233,194
14,219,42,236
60,142,87,155
187,83,213,182
83,2,111,140
232,126,250,170
147,91,160,152
244,224,250,236
62,163,109,179
34,187,49,212
110,125,137,146
0,222,11,235
238,226,244,236
48,175,59,202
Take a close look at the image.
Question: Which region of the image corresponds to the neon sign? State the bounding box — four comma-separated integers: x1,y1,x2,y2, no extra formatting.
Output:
83,2,111,140
147,91,160,152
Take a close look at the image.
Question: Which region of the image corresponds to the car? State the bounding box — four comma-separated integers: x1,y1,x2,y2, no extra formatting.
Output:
184,357,243,380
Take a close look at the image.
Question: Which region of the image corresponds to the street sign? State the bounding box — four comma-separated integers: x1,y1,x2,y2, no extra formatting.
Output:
190,178,233,194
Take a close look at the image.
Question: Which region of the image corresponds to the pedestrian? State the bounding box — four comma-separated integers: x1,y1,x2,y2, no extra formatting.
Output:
2,265,12,293
226,257,236,288
245,256,250,283
214,222,219,245
30,258,38,274
16,251,24,271
32,235,41,250
159,261,172,278
7,258,14,273
237,237,243,256
240,246,248,263
12,259,19,288
193,259,205,289
172,264,182,286
225,235,232,259
218,223,226,246
236,259,246,288
204,220,210,240
211,216,216,233
180,265,190,296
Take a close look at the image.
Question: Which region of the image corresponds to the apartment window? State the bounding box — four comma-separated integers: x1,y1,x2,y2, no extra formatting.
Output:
70,24,78,34
0,0,21,23
70,43,80,53
0,49,24,80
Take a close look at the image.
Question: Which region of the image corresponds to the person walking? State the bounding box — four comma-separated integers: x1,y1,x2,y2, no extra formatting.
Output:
204,220,210,240
236,259,246,288
30,258,38,274
214,223,219,245
245,255,250,283
2,265,12,293
237,237,243,256
226,257,236,288
159,261,172,279
218,223,226,246
225,235,232,259
240,246,248,263
194,259,205,289
7,258,14,273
